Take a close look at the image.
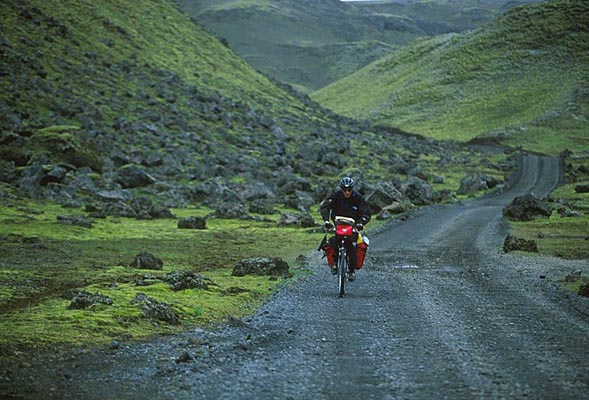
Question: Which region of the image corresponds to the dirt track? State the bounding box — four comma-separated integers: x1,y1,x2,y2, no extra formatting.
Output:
2,154,589,399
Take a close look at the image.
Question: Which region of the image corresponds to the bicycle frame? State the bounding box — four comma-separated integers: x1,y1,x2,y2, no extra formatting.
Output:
333,216,356,298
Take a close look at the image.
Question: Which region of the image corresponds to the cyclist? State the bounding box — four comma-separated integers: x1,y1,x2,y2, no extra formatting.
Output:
320,177,371,281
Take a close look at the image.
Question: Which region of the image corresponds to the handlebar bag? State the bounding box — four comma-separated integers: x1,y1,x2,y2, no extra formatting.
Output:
336,224,353,236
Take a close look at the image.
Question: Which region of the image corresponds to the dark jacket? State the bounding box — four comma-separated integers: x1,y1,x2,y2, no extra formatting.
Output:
320,189,371,225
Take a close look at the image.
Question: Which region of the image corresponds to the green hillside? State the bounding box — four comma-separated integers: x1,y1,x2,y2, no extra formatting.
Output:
1,0,502,214
312,0,589,155
0,0,297,127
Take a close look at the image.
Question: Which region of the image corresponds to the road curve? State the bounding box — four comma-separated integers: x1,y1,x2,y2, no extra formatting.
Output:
4,154,589,400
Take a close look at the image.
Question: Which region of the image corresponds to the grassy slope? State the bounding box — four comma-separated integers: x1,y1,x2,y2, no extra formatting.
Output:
312,0,589,155
0,0,298,126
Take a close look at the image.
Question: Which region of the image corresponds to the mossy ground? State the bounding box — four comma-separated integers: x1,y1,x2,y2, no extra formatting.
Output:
510,213,589,259
0,200,324,347
509,153,589,260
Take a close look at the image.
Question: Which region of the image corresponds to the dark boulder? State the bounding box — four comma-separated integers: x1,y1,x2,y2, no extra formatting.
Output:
364,185,404,212
116,164,156,188
129,252,163,270
17,161,45,198
91,200,137,218
64,290,113,310
129,197,174,219
277,212,315,228
503,235,538,253
240,182,277,201
40,164,68,186
433,189,457,204
503,194,552,221
130,292,180,325
96,189,131,202
579,283,589,298
0,160,18,183
575,184,589,193
178,216,207,229
163,271,214,291
283,190,314,211
249,199,277,215
212,202,249,219
191,179,242,204
457,174,500,195
402,177,433,205
232,257,290,277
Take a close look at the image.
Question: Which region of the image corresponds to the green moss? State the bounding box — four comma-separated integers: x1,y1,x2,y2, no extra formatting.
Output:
510,152,589,260
0,201,323,346
511,212,589,259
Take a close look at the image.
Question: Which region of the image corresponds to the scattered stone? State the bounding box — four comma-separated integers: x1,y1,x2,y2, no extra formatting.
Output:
574,184,589,194
129,252,163,270
364,186,403,212
579,283,589,297
129,197,174,220
402,177,433,205
177,216,207,229
277,212,314,227
130,292,180,325
232,257,290,277
502,193,552,221
380,201,412,216
64,290,113,310
503,234,538,253
176,351,194,363
115,165,156,188
212,203,248,219
433,189,457,204
163,271,213,291
457,174,500,195
559,208,583,218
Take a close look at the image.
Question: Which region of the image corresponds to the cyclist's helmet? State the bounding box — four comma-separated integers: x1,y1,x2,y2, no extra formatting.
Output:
339,177,355,190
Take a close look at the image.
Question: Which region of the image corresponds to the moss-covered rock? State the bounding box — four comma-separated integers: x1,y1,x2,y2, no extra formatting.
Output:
29,126,103,172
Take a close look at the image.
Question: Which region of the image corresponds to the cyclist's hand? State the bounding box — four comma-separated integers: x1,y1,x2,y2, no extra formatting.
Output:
356,223,364,231
324,221,334,231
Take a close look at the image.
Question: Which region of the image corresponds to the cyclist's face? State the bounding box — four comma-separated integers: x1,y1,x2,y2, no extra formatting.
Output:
342,188,352,198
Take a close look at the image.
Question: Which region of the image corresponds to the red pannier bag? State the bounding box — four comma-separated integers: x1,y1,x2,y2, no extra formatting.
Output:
356,240,368,269
323,244,335,267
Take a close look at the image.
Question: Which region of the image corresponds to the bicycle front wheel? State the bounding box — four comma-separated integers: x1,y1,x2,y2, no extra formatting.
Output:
338,248,346,298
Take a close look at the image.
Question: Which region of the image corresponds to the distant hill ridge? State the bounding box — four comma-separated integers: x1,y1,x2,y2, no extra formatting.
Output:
311,0,589,154
176,0,536,92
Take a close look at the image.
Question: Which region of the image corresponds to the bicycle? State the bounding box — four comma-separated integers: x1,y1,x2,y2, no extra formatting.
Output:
331,216,358,298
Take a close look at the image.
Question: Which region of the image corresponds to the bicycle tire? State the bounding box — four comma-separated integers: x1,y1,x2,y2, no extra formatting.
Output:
338,247,346,298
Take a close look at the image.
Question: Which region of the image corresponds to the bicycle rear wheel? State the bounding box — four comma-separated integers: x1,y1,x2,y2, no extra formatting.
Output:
338,248,346,297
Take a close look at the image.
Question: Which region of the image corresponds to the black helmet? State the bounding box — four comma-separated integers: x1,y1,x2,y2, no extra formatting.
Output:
339,177,355,189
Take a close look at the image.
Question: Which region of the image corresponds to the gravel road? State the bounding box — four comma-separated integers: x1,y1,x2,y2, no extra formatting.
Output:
3,154,589,400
